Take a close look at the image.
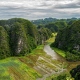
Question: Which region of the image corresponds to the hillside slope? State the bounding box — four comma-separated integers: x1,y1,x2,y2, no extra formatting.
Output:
0,18,51,59
0,26,10,59
53,20,80,61
0,44,68,80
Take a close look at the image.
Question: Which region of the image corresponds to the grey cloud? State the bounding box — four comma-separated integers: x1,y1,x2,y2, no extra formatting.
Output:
54,1,80,9
0,0,80,20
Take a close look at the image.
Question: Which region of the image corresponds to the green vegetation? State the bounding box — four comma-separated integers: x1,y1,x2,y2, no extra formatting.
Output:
0,43,67,80
0,57,42,80
52,20,80,61
1,41,64,80
46,72,72,80
0,26,10,59
0,18,51,59
0,44,45,80
45,21,67,33
0,17,80,80
48,33,66,57
70,65,80,80
38,27,52,44
32,17,79,25
32,17,58,25
52,47,66,57
66,52,80,61
46,33,57,44
37,21,67,34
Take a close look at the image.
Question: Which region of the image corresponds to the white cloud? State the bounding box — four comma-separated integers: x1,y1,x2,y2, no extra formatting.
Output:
0,0,80,20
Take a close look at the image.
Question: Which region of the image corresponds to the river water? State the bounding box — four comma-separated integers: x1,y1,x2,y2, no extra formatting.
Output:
36,45,67,80
44,44,80,69
44,45,66,62
36,44,80,80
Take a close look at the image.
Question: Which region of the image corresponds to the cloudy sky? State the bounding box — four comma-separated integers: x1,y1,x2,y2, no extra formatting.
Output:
0,0,80,20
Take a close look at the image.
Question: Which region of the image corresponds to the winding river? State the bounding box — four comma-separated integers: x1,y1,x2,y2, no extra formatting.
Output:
44,44,80,67
44,45,66,61
36,44,80,80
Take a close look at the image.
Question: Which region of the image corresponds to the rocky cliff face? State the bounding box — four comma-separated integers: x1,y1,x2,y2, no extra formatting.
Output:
9,22,28,55
53,20,80,52
0,18,51,59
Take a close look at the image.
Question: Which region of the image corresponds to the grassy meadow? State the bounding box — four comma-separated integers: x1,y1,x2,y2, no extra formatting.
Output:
0,45,45,80
46,33,57,44
0,57,42,80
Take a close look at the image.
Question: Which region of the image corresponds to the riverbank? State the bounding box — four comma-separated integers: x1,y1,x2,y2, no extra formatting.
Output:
0,33,80,80
0,43,69,80
44,33,80,80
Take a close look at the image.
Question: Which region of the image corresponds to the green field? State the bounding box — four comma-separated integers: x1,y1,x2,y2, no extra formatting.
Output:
0,57,42,80
46,33,57,44
0,45,45,80
53,47,66,57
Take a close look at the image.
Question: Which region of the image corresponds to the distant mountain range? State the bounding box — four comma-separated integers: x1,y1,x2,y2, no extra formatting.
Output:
32,17,80,25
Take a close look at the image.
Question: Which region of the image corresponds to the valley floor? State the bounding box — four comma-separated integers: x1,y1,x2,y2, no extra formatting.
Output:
0,34,80,80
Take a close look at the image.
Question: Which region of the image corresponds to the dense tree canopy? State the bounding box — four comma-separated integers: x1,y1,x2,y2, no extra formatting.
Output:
0,26,10,59
0,18,52,59
32,17,79,25
70,65,80,80
52,20,80,61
